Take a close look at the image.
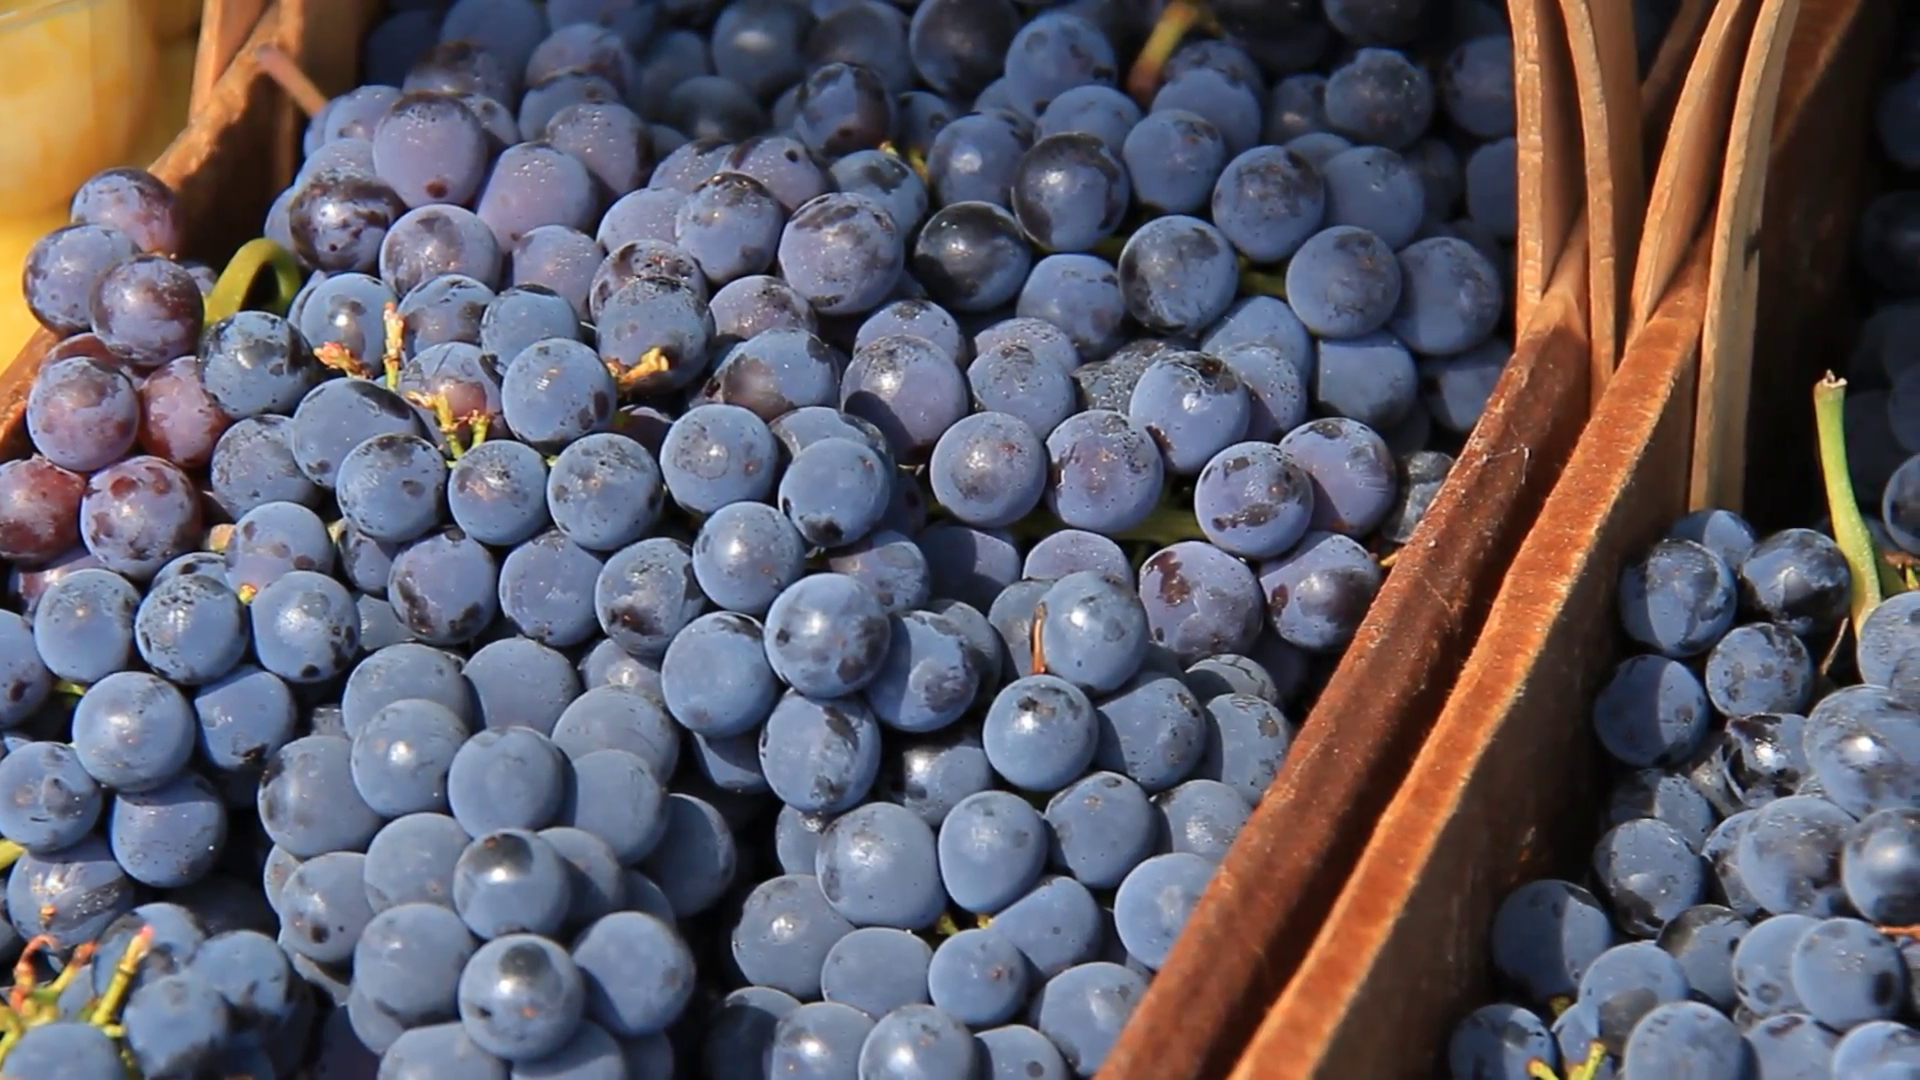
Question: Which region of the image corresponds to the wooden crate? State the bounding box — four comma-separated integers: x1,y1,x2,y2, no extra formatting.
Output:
1222,1,1895,1076
0,3,1704,1075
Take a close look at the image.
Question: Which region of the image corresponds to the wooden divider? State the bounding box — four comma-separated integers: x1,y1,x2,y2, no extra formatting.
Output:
1218,1,1895,1075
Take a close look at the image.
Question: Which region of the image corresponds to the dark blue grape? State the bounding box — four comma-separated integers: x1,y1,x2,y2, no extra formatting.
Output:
1044,410,1165,533
363,813,470,913
31,567,139,684
1032,962,1146,1076
1739,528,1852,639
859,298,968,364
842,332,971,460
496,530,605,649
1113,851,1214,970
730,874,855,1000
0,741,102,853
768,1001,876,1080
1092,671,1207,794
108,772,227,888
1123,109,1227,216
1319,145,1425,251
337,433,450,544
258,735,383,857
1016,253,1126,362
1390,235,1504,355
1489,879,1618,1006
78,456,202,581
1592,654,1713,769
1156,778,1252,863
1594,818,1709,937
828,529,934,615
660,612,779,737
594,538,706,660
1211,145,1326,263
1257,531,1384,654
930,412,1048,528
814,801,944,929
759,692,883,814
389,527,500,645
457,933,586,1062
452,828,573,940
814,926,933,1021
702,327,839,421
71,670,196,792
250,570,361,684
1618,538,1738,659
1447,1003,1557,1080
1324,46,1435,150
1010,132,1129,253
1117,214,1239,335
777,191,906,316
763,573,891,697
1285,225,1403,339
1315,330,1419,430
1194,441,1315,559
1138,541,1264,664
500,338,616,449
692,501,808,615
568,910,694,1040
133,573,248,686
445,726,568,837
639,793,738,918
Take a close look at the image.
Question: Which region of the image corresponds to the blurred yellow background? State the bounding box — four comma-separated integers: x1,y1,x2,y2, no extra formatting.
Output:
0,0,204,361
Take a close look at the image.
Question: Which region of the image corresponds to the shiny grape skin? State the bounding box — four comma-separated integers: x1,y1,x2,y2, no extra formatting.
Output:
1044,410,1165,535
1116,215,1239,336
1284,225,1405,340
288,169,409,275
22,224,139,336
88,254,203,369
914,200,1033,314
381,204,504,298
1123,110,1228,216
674,171,786,285
1010,133,1130,254
25,356,139,473
923,122,1020,218
596,273,716,394
70,167,183,255
372,91,494,209
136,356,231,469
777,191,906,317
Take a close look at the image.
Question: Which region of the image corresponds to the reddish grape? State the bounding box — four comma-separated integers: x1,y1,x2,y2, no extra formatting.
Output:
79,456,204,581
21,224,139,336
88,255,204,368
0,458,86,564
137,357,233,469
43,333,120,366
5,546,101,616
68,168,183,255
24,357,140,472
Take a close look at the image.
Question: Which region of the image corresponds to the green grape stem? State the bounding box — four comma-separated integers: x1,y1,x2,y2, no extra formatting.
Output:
1813,373,1894,629
0,840,21,874
205,238,304,323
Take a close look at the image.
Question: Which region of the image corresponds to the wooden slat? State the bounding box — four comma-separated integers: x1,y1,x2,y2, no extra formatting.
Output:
1512,0,1582,329
1630,0,1763,332
1691,0,1805,513
190,0,269,114
1554,0,1646,403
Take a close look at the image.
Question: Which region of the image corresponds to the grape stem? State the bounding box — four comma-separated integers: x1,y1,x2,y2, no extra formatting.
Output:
0,841,22,874
254,43,331,118
205,238,303,323
1527,1041,1607,1080
1125,0,1206,104
1813,373,1893,629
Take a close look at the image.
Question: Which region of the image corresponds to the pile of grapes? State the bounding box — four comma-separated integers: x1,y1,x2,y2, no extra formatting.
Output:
5,0,1535,1076
1445,29,1920,1080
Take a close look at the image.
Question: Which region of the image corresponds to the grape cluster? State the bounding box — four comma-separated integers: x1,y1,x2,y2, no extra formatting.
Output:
1448,33,1920,1079
1452,510,1919,1080
8,0,1531,1076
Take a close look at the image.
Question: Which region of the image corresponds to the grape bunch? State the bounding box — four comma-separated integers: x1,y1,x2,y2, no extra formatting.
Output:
5,0,1539,1076
1447,32,1920,1079
1451,510,1919,1080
